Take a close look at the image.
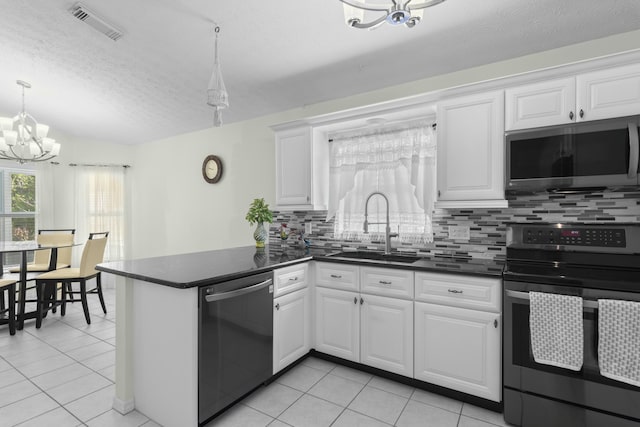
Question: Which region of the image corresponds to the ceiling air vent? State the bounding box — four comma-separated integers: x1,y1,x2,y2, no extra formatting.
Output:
69,3,124,41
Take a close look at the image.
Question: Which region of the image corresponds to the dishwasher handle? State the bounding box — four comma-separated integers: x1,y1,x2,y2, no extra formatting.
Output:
205,279,273,303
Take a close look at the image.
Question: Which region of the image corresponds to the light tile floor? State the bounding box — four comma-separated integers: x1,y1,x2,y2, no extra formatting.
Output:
209,357,512,427
1,288,512,427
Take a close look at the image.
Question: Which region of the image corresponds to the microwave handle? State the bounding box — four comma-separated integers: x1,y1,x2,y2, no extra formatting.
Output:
629,123,639,179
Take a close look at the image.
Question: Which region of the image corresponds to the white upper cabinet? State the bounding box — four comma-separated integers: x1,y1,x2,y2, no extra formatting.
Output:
436,90,507,208
273,124,329,210
506,63,640,131
505,77,576,130
577,63,640,122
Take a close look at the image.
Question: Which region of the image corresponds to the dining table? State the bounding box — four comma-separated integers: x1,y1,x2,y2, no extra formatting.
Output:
0,240,79,330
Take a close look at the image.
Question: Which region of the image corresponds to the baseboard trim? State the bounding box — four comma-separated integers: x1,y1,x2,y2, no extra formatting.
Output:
112,397,135,414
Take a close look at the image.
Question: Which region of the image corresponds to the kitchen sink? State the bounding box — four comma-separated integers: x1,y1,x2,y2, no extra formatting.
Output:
327,251,420,264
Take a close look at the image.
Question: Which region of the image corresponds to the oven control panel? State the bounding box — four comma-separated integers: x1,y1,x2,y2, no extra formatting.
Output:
522,227,626,247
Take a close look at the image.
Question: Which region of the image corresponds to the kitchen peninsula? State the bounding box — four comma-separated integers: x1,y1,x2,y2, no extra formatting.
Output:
97,245,503,427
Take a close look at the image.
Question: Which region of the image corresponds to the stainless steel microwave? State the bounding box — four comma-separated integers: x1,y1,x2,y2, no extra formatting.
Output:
506,116,640,194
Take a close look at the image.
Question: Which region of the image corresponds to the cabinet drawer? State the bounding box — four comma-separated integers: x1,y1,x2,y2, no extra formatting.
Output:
315,262,359,291
360,267,413,299
415,272,501,312
274,263,308,297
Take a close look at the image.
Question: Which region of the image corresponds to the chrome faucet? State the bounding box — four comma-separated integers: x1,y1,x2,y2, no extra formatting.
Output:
363,191,398,255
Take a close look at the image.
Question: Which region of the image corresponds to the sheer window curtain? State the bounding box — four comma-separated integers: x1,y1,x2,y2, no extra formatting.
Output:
327,123,437,244
73,166,127,266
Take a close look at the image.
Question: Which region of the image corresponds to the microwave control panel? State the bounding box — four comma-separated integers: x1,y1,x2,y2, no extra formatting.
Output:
521,227,626,247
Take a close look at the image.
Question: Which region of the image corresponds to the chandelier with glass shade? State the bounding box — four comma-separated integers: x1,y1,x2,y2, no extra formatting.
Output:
0,80,61,164
339,0,446,29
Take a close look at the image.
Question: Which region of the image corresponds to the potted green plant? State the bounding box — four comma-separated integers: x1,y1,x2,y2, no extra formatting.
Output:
245,198,273,248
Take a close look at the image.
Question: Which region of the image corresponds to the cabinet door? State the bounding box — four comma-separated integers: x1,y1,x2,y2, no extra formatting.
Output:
360,294,413,377
275,126,312,206
437,91,506,207
505,77,576,130
577,63,640,122
315,287,359,362
415,302,501,402
273,288,310,374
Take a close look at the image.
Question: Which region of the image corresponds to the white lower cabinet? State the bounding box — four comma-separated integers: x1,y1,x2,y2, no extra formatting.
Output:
360,294,413,377
273,288,311,374
314,287,360,362
414,301,501,402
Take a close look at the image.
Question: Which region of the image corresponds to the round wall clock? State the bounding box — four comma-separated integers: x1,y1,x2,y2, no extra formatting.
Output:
202,155,223,184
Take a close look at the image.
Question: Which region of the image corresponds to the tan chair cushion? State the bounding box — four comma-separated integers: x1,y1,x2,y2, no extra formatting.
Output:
0,278,17,288
8,263,70,273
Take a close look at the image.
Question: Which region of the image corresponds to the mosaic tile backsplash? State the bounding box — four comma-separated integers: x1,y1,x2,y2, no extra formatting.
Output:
270,190,640,261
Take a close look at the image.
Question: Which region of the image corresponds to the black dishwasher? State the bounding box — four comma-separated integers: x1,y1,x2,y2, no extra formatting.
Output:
198,271,274,425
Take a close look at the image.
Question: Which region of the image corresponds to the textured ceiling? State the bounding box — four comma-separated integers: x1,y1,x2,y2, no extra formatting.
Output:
0,0,639,145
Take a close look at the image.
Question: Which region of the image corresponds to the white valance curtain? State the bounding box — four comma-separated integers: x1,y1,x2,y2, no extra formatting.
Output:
327,123,437,244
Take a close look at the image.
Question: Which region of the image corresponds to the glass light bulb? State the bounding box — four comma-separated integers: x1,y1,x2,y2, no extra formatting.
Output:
0,117,13,132
51,143,61,156
0,137,8,151
4,131,17,146
42,137,55,152
36,124,49,139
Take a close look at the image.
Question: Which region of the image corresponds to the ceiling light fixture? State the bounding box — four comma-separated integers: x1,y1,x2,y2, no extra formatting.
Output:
207,26,229,127
0,80,61,164
339,0,446,29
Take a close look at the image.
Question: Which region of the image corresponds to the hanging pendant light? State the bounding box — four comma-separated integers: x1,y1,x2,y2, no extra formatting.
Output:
339,0,446,29
207,26,229,127
0,80,61,164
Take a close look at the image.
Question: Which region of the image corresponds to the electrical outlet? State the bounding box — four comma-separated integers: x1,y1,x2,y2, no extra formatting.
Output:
305,222,312,234
449,225,470,241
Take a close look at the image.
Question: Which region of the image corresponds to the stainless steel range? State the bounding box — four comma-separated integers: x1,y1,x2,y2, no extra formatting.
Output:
503,223,640,427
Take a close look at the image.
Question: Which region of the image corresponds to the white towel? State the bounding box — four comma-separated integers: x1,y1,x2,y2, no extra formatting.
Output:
529,291,584,371
598,299,640,387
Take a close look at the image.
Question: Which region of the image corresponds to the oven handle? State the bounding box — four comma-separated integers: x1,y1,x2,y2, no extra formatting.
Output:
505,289,599,309
205,279,273,303
629,122,639,179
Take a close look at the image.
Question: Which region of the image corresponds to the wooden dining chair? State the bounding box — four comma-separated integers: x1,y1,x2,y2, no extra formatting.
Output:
0,279,17,335
35,232,109,328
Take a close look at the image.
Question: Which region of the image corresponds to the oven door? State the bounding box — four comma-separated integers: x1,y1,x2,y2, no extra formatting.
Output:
503,279,640,426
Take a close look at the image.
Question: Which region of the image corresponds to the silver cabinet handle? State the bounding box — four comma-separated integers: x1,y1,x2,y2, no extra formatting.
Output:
205,279,272,302
360,297,364,305
354,297,357,304
275,303,280,310
448,289,463,294
494,318,498,328
569,111,574,120
288,277,299,281
628,122,639,179
579,108,584,118
379,280,392,285
330,274,342,279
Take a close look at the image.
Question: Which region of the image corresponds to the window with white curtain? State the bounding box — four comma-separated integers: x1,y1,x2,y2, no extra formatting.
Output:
327,122,437,244
74,166,127,262
0,167,37,267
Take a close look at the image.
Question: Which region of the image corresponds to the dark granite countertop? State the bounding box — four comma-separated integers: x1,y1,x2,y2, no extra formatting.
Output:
96,245,504,289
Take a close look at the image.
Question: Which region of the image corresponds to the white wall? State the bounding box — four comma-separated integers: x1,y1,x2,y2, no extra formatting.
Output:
129,29,640,259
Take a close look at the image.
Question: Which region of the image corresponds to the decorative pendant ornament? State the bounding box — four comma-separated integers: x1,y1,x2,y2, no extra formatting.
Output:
207,26,229,127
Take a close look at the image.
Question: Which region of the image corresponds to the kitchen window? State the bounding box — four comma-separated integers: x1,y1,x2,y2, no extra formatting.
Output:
0,168,37,266
327,122,437,244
